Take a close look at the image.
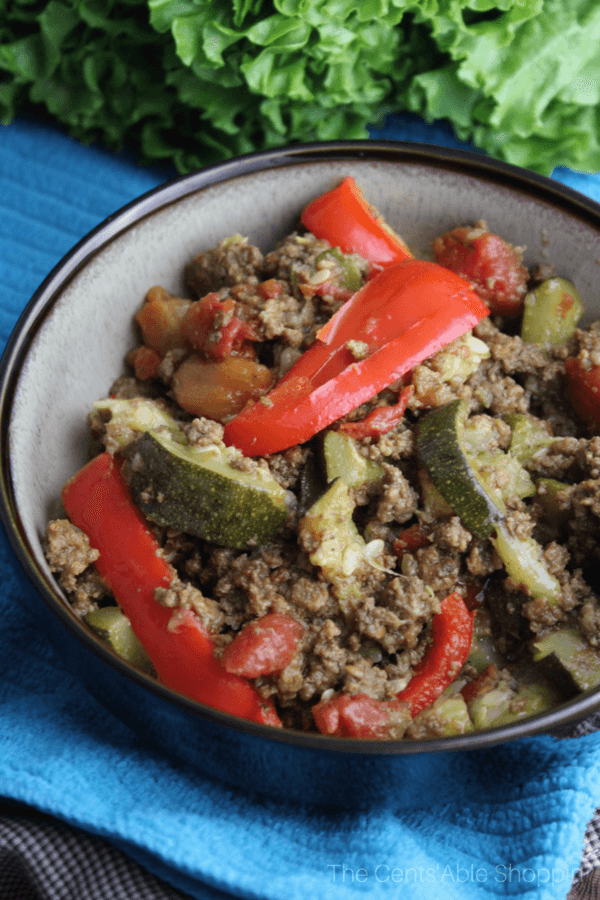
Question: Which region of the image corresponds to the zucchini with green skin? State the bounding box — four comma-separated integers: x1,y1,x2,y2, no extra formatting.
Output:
129,430,291,549
95,397,291,549
416,399,560,603
84,606,154,674
322,430,384,488
416,400,504,539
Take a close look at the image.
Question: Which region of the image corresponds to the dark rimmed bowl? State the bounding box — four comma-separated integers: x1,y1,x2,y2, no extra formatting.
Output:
2,141,600,807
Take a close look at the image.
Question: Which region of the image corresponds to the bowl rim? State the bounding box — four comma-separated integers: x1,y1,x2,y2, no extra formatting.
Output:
2,137,600,754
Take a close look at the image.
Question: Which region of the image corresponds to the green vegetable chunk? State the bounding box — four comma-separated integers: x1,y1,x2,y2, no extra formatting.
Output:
533,627,600,696
503,413,555,465
416,400,504,539
492,523,560,606
84,607,153,674
129,430,290,549
299,478,388,615
521,278,583,347
323,430,384,488
468,678,557,729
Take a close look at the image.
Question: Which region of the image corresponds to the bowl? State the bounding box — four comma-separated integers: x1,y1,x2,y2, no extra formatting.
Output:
2,140,600,806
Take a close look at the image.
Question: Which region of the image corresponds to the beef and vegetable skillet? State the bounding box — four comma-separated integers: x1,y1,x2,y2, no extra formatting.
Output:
44,178,600,740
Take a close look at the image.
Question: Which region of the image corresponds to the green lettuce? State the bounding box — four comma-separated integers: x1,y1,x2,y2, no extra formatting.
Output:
1,0,599,175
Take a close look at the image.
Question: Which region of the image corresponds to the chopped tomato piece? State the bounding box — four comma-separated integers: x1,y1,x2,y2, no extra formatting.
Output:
392,522,431,559
565,357,600,427
221,612,304,678
433,225,528,315
127,345,163,381
180,293,258,360
313,693,410,739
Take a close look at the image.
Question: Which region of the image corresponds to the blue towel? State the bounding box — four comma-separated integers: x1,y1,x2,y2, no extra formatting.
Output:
2,114,600,900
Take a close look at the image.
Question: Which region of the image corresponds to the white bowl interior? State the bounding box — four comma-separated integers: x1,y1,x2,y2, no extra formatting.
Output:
9,155,600,616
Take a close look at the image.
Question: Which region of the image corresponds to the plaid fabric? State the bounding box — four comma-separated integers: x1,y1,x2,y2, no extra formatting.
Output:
0,812,190,900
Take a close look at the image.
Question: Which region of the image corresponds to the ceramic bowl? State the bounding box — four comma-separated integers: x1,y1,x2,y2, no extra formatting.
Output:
2,141,600,806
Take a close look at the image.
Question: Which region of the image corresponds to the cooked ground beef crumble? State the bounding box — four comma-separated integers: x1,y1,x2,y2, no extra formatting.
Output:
44,202,600,741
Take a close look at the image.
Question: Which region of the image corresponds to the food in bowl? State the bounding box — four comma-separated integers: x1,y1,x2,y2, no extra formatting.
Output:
42,177,600,740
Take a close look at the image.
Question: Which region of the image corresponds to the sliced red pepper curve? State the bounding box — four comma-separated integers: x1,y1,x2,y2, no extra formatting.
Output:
62,453,281,727
223,260,489,457
338,385,413,440
301,176,412,268
396,592,474,717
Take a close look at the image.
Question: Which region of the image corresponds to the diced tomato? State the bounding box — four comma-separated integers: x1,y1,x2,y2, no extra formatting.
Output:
392,522,431,559
179,293,258,360
313,693,409,739
565,357,600,427
433,226,528,315
221,612,304,678
127,345,163,381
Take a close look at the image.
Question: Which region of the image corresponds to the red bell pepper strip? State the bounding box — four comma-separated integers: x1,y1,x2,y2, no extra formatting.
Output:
223,260,489,457
221,611,305,678
338,386,413,440
565,357,600,428
301,176,412,268
62,452,281,727
312,693,409,739
396,592,474,717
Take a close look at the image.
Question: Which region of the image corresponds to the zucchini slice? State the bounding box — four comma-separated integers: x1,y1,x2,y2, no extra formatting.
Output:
129,430,291,549
416,400,504,539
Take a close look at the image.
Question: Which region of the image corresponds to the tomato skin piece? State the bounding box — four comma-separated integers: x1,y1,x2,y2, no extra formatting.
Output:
221,612,305,678
301,176,412,268
127,345,162,381
396,592,474,717
62,452,281,727
179,293,258,360
313,693,409,739
433,226,528,316
565,357,600,427
392,522,431,560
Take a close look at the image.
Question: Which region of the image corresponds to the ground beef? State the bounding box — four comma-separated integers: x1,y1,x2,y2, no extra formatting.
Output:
154,576,225,634
375,463,419,525
185,236,264,298
43,520,108,617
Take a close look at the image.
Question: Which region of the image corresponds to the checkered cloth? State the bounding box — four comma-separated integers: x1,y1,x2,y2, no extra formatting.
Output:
0,807,189,900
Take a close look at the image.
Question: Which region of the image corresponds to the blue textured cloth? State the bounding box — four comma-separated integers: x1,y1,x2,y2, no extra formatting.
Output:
2,114,600,900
